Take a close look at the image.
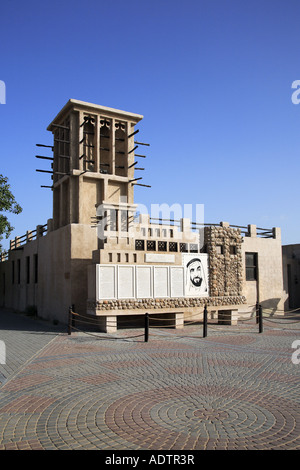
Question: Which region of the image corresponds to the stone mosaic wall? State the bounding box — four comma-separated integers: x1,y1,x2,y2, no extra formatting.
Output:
204,225,244,297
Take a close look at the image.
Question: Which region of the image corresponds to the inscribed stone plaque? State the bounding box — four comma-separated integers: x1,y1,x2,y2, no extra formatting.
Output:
99,266,116,299
170,266,184,297
136,266,152,298
153,267,169,298
145,253,175,263
118,266,135,299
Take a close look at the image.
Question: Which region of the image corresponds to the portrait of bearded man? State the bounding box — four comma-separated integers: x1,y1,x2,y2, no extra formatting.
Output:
185,256,208,296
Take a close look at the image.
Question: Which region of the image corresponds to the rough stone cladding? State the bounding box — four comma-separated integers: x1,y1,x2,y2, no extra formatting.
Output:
87,295,246,312
204,225,243,298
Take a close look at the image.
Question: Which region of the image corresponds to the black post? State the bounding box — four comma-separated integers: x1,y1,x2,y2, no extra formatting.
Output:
72,304,75,329
255,302,259,324
203,305,208,338
258,305,263,333
145,313,149,342
68,306,72,335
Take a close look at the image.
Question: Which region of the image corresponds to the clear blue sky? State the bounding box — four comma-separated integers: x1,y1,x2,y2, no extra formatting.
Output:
0,0,299,250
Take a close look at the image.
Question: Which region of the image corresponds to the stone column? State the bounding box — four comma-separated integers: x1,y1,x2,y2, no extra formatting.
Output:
180,218,190,234
94,114,100,172
248,224,257,237
174,313,184,329
26,230,33,243
36,225,44,238
78,111,84,172
273,227,281,240
105,316,117,333
111,118,115,174
218,309,238,326
47,219,53,232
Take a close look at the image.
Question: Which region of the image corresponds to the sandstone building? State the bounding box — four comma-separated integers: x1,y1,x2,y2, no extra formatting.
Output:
0,100,286,331
282,244,300,310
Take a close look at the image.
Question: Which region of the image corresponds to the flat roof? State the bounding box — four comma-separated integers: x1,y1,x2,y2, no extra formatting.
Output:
47,99,144,130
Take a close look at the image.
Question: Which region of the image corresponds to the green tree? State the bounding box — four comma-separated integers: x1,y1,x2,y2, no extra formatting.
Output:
0,174,22,253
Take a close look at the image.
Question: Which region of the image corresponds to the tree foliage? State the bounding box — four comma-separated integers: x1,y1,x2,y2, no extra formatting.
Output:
0,174,22,253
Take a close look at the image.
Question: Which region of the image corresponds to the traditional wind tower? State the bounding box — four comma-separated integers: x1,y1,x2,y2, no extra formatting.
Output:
36,99,150,238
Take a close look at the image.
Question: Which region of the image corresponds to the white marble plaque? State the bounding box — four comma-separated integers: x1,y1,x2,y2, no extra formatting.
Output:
99,265,116,299
118,266,135,299
136,266,152,298
153,266,169,297
145,254,175,263
170,266,184,297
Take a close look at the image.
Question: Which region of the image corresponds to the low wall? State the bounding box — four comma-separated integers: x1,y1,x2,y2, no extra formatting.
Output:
87,295,246,315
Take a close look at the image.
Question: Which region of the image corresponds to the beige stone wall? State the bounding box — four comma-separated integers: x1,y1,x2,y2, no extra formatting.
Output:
92,215,201,266
0,238,39,312
36,225,72,322
282,244,300,310
241,228,284,311
0,223,98,323
69,224,98,316
78,177,99,225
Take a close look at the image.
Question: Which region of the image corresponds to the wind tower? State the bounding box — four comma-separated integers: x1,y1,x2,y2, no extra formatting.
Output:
36,99,149,240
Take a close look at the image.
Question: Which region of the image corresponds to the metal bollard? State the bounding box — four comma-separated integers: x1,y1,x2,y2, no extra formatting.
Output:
203,305,208,338
72,304,75,329
68,306,72,335
144,313,149,342
258,305,263,333
256,302,259,324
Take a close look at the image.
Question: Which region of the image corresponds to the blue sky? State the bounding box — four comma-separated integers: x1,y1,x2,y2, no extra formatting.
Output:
0,0,299,250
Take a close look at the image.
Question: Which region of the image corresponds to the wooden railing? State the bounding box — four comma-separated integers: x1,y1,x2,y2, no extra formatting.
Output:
0,223,48,262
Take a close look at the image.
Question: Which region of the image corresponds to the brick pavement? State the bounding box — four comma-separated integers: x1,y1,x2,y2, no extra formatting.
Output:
0,308,299,451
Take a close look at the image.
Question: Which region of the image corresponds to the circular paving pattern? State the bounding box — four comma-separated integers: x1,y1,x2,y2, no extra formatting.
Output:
0,316,300,451
103,384,300,450
193,408,229,420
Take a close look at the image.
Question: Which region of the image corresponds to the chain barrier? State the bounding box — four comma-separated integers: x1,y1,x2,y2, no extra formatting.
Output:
67,307,144,340
67,304,300,342
261,306,300,329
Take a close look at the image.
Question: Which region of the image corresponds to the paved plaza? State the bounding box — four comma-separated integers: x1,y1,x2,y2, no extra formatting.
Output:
0,308,299,452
